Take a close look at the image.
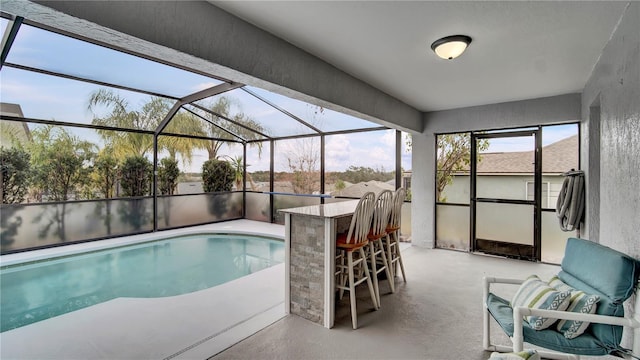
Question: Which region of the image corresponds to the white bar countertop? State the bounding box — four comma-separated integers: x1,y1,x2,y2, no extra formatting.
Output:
279,200,359,219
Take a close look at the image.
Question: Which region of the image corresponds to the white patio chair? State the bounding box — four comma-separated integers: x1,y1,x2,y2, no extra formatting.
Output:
483,238,640,359
335,191,378,329
385,187,407,282
367,190,395,305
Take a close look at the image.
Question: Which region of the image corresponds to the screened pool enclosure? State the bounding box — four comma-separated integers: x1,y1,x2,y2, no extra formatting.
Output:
0,15,411,253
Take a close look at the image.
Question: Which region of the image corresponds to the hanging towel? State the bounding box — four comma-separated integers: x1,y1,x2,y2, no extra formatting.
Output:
556,170,585,232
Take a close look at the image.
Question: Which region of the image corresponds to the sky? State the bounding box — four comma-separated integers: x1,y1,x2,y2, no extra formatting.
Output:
0,19,576,174
0,21,411,173
484,124,578,153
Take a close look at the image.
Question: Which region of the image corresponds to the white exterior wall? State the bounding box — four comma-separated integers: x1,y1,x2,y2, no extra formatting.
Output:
441,175,564,208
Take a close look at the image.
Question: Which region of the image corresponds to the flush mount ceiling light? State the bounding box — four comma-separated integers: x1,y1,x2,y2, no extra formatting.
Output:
430,35,472,60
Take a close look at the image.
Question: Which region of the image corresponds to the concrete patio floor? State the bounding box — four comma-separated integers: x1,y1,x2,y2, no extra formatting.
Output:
1,221,620,360
210,245,619,360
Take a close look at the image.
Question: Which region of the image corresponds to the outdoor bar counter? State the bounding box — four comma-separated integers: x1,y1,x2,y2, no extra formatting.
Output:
280,200,359,328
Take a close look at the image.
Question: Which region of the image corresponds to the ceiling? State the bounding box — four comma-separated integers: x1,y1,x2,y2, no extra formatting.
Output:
210,1,627,112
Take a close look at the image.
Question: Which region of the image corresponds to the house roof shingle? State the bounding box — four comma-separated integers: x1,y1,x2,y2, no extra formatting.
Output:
465,135,578,174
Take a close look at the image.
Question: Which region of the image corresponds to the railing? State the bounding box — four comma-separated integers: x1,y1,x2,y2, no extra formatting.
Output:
435,201,569,264
0,192,243,254
1,190,413,254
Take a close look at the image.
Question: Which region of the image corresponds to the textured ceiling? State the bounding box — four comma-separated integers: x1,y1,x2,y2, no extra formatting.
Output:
211,1,627,112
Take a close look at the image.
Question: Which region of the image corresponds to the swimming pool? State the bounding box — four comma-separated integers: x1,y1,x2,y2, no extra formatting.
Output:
0,233,284,332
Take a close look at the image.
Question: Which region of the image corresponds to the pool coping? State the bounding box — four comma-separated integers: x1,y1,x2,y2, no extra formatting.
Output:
0,220,287,359
1,264,287,359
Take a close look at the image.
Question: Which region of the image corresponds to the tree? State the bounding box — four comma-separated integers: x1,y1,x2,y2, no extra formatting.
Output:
278,104,327,195
201,159,235,220
202,159,235,192
86,149,119,236
116,156,152,231
91,149,119,198
119,156,153,197
284,137,320,194
202,96,265,159
249,171,270,183
405,133,488,202
0,147,31,204
158,157,180,195
28,125,95,201
0,120,31,148
339,165,394,183
160,110,207,165
24,125,95,241
224,155,244,190
89,90,203,164
88,89,159,158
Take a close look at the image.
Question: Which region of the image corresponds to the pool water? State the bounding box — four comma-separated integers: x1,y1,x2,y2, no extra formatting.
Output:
0,234,284,332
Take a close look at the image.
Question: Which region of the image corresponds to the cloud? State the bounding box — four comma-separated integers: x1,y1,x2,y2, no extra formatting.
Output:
2,80,67,104
192,82,221,92
380,130,396,146
366,146,394,170
325,134,351,170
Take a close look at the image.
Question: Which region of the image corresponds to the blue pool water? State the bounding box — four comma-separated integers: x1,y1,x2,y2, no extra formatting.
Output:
0,234,284,332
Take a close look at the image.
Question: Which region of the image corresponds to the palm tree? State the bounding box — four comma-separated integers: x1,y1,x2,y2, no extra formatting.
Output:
88,89,204,164
223,155,244,190
159,110,207,166
202,96,266,159
88,89,160,158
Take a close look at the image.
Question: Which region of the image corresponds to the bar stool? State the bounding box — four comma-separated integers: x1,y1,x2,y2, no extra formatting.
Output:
367,190,395,306
385,187,407,282
335,191,378,329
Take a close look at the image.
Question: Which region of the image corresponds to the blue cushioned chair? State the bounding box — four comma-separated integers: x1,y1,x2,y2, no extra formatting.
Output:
483,238,640,359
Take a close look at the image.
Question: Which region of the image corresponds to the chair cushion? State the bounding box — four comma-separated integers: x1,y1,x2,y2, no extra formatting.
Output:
560,238,640,303
548,275,600,339
511,275,571,330
558,238,640,349
336,232,367,251
487,293,609,356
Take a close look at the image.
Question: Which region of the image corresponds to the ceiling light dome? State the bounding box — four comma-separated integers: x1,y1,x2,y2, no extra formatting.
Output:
431,35,472,60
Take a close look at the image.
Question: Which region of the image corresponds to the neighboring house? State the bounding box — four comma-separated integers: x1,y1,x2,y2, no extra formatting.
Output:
330,179,411,239
0,103,31,148
331,180,395,198
441,135,579,208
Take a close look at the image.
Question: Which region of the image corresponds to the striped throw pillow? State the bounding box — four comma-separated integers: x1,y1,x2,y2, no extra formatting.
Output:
548,275,600,339
511,275,572,330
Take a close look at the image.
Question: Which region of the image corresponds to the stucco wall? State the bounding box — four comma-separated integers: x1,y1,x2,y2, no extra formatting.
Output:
410,132,435,247
581,2,640,257
424,93,581,134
